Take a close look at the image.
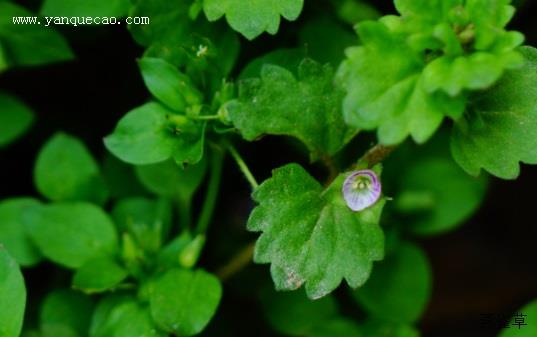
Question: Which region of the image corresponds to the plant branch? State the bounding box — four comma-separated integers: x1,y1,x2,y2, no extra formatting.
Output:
216,242,255,281
357,144,397,167
226,142,259,190
195,147,225,234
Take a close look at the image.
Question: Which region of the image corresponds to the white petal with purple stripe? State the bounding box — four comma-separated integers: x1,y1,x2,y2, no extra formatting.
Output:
342,169,381,211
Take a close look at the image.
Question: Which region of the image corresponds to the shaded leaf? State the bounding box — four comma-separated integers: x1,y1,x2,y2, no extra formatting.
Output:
0,247,26,337
0,93,34,147
40,289,93,337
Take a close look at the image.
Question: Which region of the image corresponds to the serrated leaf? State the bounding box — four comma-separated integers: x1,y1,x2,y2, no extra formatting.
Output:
0,2,74,67
230,59,356,161
90,296,164,337
203,0,304,40
72,257,128,294
0,93,34,147
0,247,26,337
451,46,537,179
353,241,431,323
24,202,118,268
0,197,42,266
40,0,129,17
34,132,108,204
40,289,93,337
150,268,222,336
138,57,203,112
248,163,385,299
260,289,338,336
104,102,206,166
499,299,537,337
338,21,463,145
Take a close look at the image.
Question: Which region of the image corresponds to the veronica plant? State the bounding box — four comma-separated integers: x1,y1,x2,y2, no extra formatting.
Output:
1,0,537,336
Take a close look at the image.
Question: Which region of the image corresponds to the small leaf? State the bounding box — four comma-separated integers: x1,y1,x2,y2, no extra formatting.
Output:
499,299,537,337
0,93,34,147
451,46,537,179
150,268,222,336
136,158,207,201
0,247,26,337
40,289,93,337
0,2,74,67
203,0,304,40
229,59,357,161
35,133,108,204
104,102,205,166
260,289,338,336
249,163,385,299
72,257,128,294
352,241,432,323
0,198,42,266
40,0,129,17
90,296,164,337
138,57,203,112
24,202,118,268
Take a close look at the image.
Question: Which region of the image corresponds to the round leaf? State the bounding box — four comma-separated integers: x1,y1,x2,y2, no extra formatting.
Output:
72,257,128,294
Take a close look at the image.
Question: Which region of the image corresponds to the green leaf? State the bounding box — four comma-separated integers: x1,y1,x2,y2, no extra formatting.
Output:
398,157,488,235
229,59,357,161
156,232,193,269
0,247,26,337
72,257,128,294
358,319,419,337
337,21,463,145
248,163,385,299
0,198,42,266
0,93,34,147
24,202,118,268
203,0,304,40
135,158,207,200
40,289,93,337
111,197,172,253
150,268,222,336
138,57,203,112
499,299,537,337
239,48,306,80
353,241,431,323
34,132,109,204
0,2,74,67
260,289,338,336
451,46,537,179
101,154,147,199
309,319,363,337
41,0,129,17
104,102,206,166
90,296,164,337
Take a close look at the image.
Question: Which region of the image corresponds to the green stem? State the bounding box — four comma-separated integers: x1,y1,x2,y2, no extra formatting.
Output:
176,196,192,230
191,115,220,121
195,147,225,234
226,142,259,190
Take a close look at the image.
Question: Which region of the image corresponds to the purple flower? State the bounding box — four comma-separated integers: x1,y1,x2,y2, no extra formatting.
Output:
342,170,381,211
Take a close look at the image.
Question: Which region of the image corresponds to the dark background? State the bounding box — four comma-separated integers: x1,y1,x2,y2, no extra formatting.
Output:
1,0,537,336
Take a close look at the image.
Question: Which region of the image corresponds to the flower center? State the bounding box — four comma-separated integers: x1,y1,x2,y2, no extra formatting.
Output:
352,176,371,191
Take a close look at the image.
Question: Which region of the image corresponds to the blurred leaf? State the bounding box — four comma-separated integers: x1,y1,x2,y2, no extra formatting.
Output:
203,0,304,40
34,133,109,204
333,0,381,25
40,324,80,337
353,241,431,323
72,257,128,294
0,198,42,266
90,296,164,337
499,299,537,337
248,164,385,299
0,93,34,147
0,2,74,67
24,202,118,268
150,268,222,336
239,48,306,80
135,158,207,201
41,0,129,17
310,319,362,337
156,232,193,269
138,57,203,112
111,197,172,253
40,289,93,337
0,247,26,337
358,319,419,337
451,46,537,179
298,17,356,66
104,102,206,166
102,154,147,199
229,59,357,161
260,289,338,336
